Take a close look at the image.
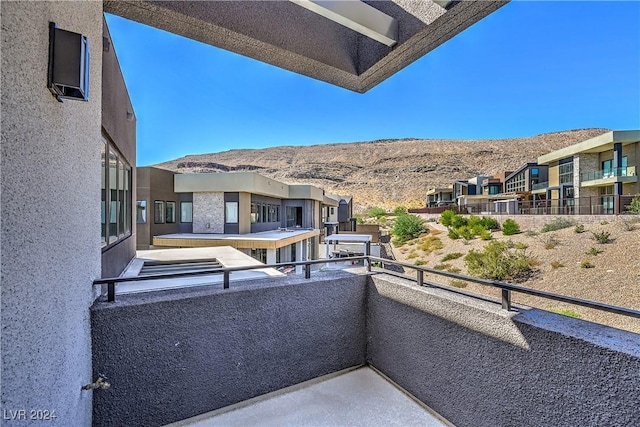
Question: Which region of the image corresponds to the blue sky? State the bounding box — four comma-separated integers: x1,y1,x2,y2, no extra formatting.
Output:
105,1,640,166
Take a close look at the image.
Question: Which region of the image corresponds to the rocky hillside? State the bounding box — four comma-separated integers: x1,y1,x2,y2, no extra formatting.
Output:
155,128,609,211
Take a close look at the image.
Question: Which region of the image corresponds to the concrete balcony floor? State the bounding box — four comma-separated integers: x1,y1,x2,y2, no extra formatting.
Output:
169,367,449,427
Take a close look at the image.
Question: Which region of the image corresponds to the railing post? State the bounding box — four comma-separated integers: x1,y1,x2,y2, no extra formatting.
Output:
107,282,115,302
417,270,424,287
366,256,371,272
305,263,311,279
501,289,511,311
223,271,230,289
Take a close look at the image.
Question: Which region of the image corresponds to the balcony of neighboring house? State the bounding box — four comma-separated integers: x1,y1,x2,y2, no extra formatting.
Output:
91,256,640,427
580,166,638,187
531,181,549,193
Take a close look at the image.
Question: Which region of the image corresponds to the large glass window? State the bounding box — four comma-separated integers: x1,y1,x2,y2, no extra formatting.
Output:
559,158,574,184
226,202,238,224
136,201,147,223
180,202,193,223
102,136,132,248
166,202,176,223
101,141,107,246
108,148,118,243
154,201,165,224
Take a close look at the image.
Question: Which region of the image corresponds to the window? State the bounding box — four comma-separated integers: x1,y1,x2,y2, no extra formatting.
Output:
531,168,539,177
101,141,107,246
180,202,193,223
101,136,132,248
559,158,574,184
226,202,238,223
251,203,258,224
136,201,147,223
154,201,165,224
251,248,267,263
166,202,176,223
261,204,268,223
330,207,335,215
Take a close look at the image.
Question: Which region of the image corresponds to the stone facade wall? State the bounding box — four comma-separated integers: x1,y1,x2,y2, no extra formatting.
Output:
574,153,599,198
192,192,225,233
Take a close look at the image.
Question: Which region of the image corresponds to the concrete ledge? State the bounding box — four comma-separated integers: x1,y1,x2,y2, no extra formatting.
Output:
91,271,368,427
366,275,640,427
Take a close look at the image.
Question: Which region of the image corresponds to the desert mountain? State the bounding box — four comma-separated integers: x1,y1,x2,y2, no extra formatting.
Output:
155,128,609,211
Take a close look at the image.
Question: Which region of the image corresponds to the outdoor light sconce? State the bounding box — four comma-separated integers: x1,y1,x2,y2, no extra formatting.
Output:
48,22,90,102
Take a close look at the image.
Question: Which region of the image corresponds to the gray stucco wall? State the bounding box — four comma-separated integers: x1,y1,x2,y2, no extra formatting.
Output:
91,273,367,427
366,275,640,427
1,2,103,426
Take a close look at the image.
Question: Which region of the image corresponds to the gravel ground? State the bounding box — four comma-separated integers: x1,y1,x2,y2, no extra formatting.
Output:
391,219,640,334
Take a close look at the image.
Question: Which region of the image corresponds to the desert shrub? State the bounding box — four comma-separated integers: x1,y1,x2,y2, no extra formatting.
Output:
447,267,462,274
451,215,468,229
580,260,595,269
464,241,536,282
449,279,468,288
574,224,585,234
586,247,603,256
368,207,387,219
551,309,581,318
417,235,443,253
627,194,640,214
392,206,408,216
540,235,560,249
541,217,577,233
448,228,460,240
433,263,451,271
479,229,493,240
620,219,637,231
391,214,426,244
441,252,463,262
414,259,427,266
430,229,442,236
515,242,529,250
440,210,457,227
481,217,501,230
550,261,564,269
502,219,521,236
407,252,418,259
458,226,475,241
600,220,609,225
591,230,612,244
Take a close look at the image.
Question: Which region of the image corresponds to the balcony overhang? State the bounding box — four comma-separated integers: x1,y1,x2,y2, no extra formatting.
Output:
538,130,640,165
153,229,320,250
103,0,509,93
581,175,638,188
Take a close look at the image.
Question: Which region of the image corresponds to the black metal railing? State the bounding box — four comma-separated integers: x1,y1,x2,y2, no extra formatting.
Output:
93,256,640,320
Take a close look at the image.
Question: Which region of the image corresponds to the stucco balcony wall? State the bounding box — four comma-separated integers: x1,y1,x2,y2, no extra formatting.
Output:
91,271,640,427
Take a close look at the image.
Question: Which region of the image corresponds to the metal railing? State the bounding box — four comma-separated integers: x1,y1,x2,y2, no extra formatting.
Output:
581,166,637,182
93,256,640,320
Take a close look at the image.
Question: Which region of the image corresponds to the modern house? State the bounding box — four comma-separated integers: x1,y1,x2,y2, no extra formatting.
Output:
136,170,336,264
426,186,455,207
504,162,549,194
136,166,193,249
534,130,639,214
323,193,354,232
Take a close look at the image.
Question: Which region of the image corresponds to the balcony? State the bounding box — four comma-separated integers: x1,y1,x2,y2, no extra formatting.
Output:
531,181,549,191
91,259,640,427
581,166,638,186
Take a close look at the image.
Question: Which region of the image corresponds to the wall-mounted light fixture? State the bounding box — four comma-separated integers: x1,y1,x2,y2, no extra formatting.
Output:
48,22,90,102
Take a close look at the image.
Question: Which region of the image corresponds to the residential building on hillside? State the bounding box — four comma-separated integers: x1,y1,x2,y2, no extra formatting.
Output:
137,170,339,264
426,186,455,207
504,162,549,194
534,130,639,214
323,194,354,232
